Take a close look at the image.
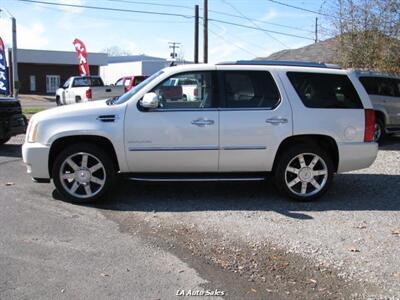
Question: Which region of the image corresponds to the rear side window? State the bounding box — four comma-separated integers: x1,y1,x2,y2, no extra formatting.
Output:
359,76,400,97
221,71,280,109
287,72,363,109
72,77,90,87
91,77,103,87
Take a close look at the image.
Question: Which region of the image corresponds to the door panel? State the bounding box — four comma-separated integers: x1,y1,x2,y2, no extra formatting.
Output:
217,69,292,172
124,70,219,172
125,110,219,172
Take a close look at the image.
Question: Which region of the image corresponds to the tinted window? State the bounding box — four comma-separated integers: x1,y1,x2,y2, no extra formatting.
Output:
151,72,213,109
113,70,164,105
396,79,400,97
359,77,379,95
72,77,90,87
72,77,103,87
133,76,146,86
287,72,363,109
91,77,103,87
62,78,71,88
221,71,280,108
359,76,400,97
377,78,397,97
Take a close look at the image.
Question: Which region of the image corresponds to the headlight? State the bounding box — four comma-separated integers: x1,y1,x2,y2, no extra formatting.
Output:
27,121,39,143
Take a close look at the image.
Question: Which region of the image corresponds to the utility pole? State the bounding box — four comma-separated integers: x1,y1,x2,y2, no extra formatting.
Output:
168,41,181,63
315,17,318,44
203,0,208,63
194,5,199,64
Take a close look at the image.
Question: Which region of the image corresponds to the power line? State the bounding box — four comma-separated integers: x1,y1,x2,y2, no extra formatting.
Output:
102,0,191,11
211,22,270,52
208,18,315,41
221,0,289,48
16,0,194,19
99,0,315,34
15,0,315,41
265,0,346,21
208,27,259,57
20,1,191,23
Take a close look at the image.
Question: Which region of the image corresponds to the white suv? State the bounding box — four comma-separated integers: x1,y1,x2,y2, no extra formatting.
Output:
22,61,378,203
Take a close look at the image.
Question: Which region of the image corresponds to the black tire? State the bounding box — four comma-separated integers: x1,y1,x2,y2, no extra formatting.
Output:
0,137,11,145
274,144,334,201
374,118,385,143
56,96,61,106
52,143,116,203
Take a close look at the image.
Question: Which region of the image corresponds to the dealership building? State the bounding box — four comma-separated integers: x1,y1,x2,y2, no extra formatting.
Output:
11,49,108,94
100,55,168,85
7,49,184,95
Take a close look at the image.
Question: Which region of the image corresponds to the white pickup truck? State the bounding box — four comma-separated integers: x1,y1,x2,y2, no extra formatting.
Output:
55,76,124,105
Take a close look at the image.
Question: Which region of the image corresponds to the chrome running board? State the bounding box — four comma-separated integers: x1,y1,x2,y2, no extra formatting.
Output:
124,172,267,182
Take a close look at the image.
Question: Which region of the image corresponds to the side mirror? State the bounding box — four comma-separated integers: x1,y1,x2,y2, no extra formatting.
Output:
140,92,159,109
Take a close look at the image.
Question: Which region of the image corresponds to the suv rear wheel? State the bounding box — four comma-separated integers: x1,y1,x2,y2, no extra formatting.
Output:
275,145,334,201
374,118,385,143
52,143,115,203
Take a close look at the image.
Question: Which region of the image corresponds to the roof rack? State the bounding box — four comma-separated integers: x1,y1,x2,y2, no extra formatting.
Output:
217,60,339,68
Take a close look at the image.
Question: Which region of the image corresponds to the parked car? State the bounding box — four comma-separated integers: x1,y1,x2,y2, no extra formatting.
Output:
165,77,199,101
0,97,26,145
115,76,148,93
22,61,378,203
356,72,400,142
56,76,124,105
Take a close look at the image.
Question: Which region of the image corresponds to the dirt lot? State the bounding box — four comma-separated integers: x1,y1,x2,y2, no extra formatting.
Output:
1,135,399,299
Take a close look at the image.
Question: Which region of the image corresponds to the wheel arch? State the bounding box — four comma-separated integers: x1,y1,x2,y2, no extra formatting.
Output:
272,134,339,173
48,135,120,178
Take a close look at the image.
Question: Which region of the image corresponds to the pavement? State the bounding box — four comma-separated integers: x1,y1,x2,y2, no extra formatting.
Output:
0,135,399,299
18,94,57,109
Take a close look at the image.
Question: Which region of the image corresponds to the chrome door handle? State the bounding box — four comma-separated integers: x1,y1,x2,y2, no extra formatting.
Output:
265,117,288,125
191,118,215,127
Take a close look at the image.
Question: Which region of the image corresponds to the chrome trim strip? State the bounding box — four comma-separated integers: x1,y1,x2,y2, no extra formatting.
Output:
129,146,219,152
128,177,266,182
146,107,278,112
222,146,267,150
149,108,218,112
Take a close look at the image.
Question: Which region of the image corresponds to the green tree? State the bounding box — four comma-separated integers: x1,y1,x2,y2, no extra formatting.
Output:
323,0,400,73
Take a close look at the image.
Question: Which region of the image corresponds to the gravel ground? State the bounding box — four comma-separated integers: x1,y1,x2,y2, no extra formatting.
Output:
99,136,400,299
4,134,400,299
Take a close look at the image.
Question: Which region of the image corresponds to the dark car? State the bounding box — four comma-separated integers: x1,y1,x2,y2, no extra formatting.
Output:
0,97,26,145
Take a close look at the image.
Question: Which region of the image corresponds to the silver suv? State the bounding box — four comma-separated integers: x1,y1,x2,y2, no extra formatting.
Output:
22,61,378,203
358,73,400,142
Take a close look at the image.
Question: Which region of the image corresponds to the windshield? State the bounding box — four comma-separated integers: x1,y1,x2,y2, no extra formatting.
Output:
113,70,164,104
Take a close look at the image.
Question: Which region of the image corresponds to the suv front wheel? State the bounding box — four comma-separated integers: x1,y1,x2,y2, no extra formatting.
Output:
275,145,334,201
52,143,115,203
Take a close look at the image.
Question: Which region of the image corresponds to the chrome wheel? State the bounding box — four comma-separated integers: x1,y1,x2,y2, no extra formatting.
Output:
374,122,382,142
59,152,106,199
285,153,328,197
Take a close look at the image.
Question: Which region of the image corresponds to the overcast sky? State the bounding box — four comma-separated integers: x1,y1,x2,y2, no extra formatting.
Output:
0,0,329,63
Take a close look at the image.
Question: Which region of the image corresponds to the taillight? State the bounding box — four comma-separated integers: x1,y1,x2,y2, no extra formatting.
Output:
364,109,375,142
194,88,198,97
86,88,92,100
